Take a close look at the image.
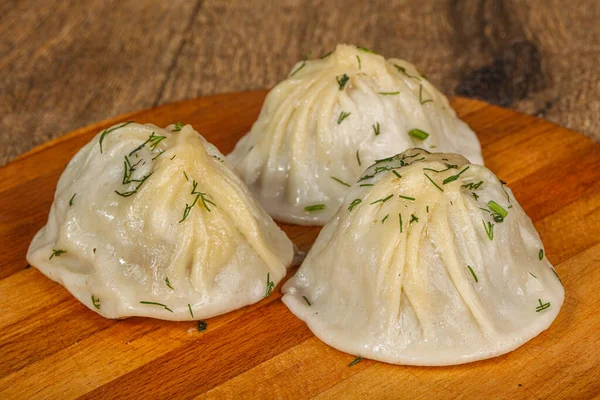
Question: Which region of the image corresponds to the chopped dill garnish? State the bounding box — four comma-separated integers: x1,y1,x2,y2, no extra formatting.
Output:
356,55,361,69
69,193,76,207
188,304,194,318
303,296,312,306
443,166,470,184
115,172,153,197
265,272,275,298
331,176,351,187
348,199,362,211
408,129,429,141
91,295,101,309
356,150,361,166
139,301,174,313
426,205,429,213
373,122,381,136
197,321,207,332
170,154,177,160
398,195,415,201
358,46,375,53
394,64,420,80
488,200,508,222
472,192,479,200
165,277,174,290
467,265,478,283
539,249,544,260
152,150,165,161
290,51,311,76
183,171,189,181
348,356,363,366
359,183,373,187
424,173,443,192
49,249,67,260
479,207,490,213
382,214,389,223
529,272,537,279
391,171,401,179
173,122,184,131
371,194,393,205
128,132,167,156
379,91,400,95
399,213,403,232
462,181,483,190
551,268,563,285
535,299,551,312
423,164,458,173
483,220,494,240
320,50,333,59
336,74,350,90
99,121,134,153
419,84,433,104
337,111,351,124
305,204,326,212
180,180,216,222
410,214,419,224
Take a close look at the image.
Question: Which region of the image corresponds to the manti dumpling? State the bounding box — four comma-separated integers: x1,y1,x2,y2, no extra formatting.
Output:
27,122,293,320
282,149,564,365
228,44,483,225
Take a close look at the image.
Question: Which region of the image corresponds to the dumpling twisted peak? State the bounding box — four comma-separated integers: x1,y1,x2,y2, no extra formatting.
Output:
228,44,483,225
27,122,293,320
282,148,563,365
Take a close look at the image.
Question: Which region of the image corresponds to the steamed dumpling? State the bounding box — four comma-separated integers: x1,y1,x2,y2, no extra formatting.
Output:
282,149,564,365
228,44,483,225
27,122,293,320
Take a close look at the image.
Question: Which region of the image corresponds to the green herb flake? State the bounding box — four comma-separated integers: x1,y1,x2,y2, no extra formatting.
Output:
183,171,189,181
188,304,194,318
483,220,494,240
305,204,326,212
320,50,333,59
336,74,350,90
443,166,470,185
337,111,351,124
382,214,389,224
392,170,402,179
290,51,311,77
472,192,479,200
419,84,433,105
359,183,374,187
426,205,429,213
410,214,419,224
394,64,420,80
373,122,381,136
356,55,361,69
379,91,400,96
173,122,184,131
91,295,101,309
488,200,508,222
529,272,537,279
539,249,544,260
371,194,393,205
424,173,444,192
462,181,483,190
348,356,363,366
358,46,375,54
197,321,207,332
467,265,478,283
331,176,351,187
535,299,551,312
69,193,76,207
551,268,563,285
408,129,429,141
165,277,174,290
265,272,275,298
179,180,217,222
348,199,362,211
49,249,67,260
399,195,415,201
170,155,177,160
356,150,361,166
399,213,403,233
99,121,134,153
139,301,174,313
303,296,312,306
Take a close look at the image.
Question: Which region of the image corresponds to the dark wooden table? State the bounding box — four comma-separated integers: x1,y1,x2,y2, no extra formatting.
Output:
1,0,598,166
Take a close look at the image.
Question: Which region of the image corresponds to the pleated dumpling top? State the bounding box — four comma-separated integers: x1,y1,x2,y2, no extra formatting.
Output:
282,148,563,365
228,44,483,225
27,122,293,320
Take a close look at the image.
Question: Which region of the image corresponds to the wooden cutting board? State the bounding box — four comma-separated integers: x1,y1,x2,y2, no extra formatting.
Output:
0,91,599,400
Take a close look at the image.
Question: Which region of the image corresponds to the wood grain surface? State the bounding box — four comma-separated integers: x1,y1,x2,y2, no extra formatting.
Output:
1,0,599,166
0,92,599,399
